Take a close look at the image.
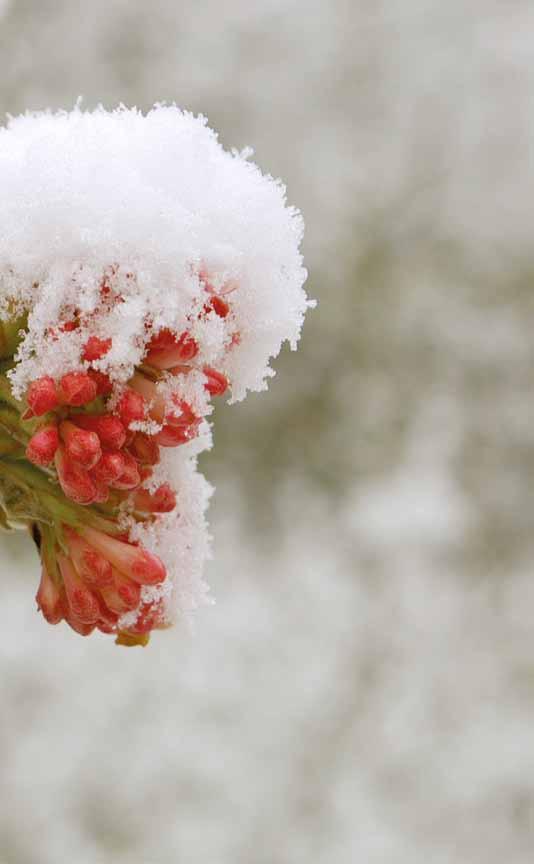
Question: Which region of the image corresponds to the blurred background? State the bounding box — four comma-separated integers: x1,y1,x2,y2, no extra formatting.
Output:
2,1,534,861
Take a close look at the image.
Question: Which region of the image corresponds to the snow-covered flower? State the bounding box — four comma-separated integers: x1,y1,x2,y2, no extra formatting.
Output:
0,105,311,645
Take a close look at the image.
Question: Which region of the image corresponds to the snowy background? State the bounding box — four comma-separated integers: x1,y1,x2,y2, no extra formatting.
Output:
2,1,534,862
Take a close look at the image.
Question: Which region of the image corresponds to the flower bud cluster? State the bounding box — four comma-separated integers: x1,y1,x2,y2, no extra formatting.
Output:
0,106,311,646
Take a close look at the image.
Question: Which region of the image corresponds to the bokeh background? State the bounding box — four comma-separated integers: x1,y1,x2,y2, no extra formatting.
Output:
2,1,534,862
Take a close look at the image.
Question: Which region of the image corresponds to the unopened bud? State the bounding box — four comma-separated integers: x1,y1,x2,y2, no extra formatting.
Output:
110,451,141,490
128,432,160,465
145,329,199,369
55,445,98,505
133,483,176,513
36,562,64,625
92,450,125,483
27,376,59,416
88,369,113,396
118,388,147,428
26,425,59,466
60,420,101,469
58,554,100,624
82,336,112,362
203,366,228,397
64,528,114,587
72,413,126,450
80,526,166,585
58,371,97,407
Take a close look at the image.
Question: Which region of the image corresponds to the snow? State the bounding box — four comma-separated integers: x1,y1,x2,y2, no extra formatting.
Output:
0,106,310,402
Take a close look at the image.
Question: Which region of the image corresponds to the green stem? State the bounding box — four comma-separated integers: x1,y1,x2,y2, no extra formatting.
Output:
0,402,30,446
0,371,23,411
0,457,120,535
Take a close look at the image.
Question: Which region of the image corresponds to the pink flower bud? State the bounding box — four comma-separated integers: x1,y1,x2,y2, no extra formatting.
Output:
133,483,176,513
26,425,59,466
203,366,228,397
80,526,166,585
58,371,98,407
72,413,126,450
82,336,112,362
55,445,98,505
58,554,100,625
60,420,101,469
26,376,59,416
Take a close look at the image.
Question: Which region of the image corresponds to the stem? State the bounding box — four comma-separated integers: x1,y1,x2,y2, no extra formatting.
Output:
0,457,121,535
0,371,23,411
0,402,30,446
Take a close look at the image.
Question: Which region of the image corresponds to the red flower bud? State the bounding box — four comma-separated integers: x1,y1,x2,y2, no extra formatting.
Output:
58,554,100,625
99,585,131,616
58,371,97,407
80,526,166,585
133,483,176,513
203,366,228,397
65,614,96,636
60,420,101,469
128,432,160,465
154,423,199,447
72,413,126,450
110,451,141,490
95,596,119,630
64,528,114,588
92,450,125,484
113,570,141,610
26,376,59,416
118,388,147,428
91,477,110,504
55,445,98,505
204,294,230,318
88,369,113,396
165,399,197,427
36,562,64,625
145,329,199,369
82,336,112,362
26,425,59,466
